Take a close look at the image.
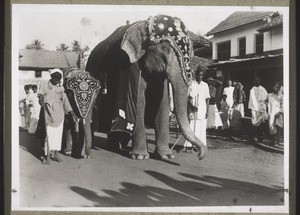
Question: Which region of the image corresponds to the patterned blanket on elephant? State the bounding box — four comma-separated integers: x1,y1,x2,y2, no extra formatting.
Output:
66,71,101,118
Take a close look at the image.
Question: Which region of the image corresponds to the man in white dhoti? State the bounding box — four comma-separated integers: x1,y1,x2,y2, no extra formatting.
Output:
268,82,284,145
38,69,78,164
248,77,268,143
183,68,210,152
222,79,235,129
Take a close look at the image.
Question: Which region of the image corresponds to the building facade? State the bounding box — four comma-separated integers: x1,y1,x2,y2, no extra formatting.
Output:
206,11,283,116
18,49,79,97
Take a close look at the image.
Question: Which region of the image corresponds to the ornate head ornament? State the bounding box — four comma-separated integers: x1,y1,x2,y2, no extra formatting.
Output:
147,14,193,85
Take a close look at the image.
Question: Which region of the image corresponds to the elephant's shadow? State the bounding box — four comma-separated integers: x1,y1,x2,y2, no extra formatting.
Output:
91,133,130,158
69,170,284,207
90,133,108,151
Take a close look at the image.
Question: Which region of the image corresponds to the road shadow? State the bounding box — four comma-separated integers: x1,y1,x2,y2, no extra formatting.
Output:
91,134,107,150
179,172,284,192
92,134,132,158
70,182,204,207
145,170,284,206
69,170,284,207
19,129,44,161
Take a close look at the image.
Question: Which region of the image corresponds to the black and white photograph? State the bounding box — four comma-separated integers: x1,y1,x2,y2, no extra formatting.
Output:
11,3,290,213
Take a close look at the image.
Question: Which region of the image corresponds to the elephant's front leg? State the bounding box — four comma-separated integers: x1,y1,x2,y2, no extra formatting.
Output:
81,119,92,158
154,80,174,159
130,78,149,160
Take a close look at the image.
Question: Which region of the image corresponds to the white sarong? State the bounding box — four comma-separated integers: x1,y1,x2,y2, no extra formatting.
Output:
207,104,223,129
44,121,64,155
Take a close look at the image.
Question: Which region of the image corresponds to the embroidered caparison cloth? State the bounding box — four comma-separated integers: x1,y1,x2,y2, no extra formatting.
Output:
66,71,101,118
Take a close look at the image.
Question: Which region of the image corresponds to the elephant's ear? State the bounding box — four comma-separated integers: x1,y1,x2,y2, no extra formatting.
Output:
121,21,148,63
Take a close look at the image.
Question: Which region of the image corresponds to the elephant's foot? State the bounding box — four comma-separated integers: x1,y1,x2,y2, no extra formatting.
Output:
129,151,150,160
154,149,175,160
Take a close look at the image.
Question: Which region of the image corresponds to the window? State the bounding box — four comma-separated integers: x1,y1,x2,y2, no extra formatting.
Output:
239,37,246,57
255,33,264,54
217,41,231,61
35,70,42,78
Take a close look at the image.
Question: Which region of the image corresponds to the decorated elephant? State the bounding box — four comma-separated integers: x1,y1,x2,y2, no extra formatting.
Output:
62,66,101,158
86,14,207,160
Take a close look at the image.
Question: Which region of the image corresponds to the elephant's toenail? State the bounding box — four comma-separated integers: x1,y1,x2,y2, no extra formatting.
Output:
168,154,175,159
136,154,144,160
161,155,168,159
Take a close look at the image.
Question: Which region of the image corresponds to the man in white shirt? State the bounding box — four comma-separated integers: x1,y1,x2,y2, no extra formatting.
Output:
183,68,210,152
222,79,235,108
248,77,268,142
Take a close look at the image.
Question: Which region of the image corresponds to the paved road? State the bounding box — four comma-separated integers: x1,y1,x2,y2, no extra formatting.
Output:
17,126,284,209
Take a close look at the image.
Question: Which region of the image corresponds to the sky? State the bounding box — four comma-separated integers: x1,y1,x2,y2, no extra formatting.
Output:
13,4,283,51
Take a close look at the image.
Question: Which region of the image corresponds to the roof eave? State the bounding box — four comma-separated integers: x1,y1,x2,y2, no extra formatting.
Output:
206,13,275,36
257,23,283,33
19,66,65,70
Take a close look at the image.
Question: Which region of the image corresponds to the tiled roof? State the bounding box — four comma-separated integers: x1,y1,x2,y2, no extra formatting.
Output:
19,49,79,70
206,11,275,36
258,14,283,32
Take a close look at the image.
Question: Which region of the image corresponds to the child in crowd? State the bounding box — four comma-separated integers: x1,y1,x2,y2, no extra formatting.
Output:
26,84,41,134
219,94,230,133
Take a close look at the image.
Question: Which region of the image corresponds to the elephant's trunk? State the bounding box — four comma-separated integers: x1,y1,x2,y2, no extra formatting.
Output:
169,74,207,159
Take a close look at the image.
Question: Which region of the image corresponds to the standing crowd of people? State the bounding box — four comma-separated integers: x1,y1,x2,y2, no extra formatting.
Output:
179,66,284,152
19,69,79,164
19,66,284,162
19,84,41,134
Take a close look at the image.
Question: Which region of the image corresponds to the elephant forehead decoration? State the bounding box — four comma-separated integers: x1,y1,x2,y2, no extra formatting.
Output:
66,71,101,118
147,14,193,85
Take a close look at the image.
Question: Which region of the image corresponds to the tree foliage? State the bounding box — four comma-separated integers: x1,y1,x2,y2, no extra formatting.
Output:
71,40,82,52
56,43,69,51
25,39,44,50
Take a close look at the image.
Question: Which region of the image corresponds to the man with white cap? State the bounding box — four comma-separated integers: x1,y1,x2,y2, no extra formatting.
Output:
38,68,78,164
